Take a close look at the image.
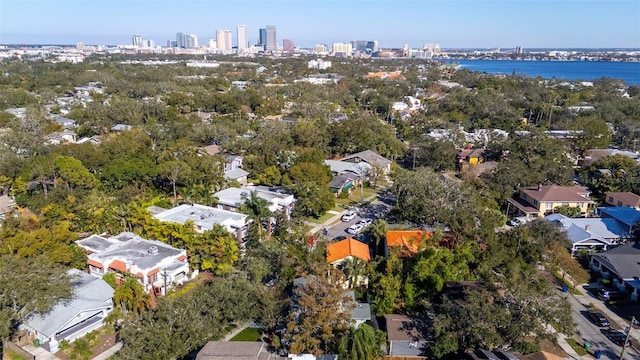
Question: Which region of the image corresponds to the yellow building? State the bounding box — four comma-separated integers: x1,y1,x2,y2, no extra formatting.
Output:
507,184,594,218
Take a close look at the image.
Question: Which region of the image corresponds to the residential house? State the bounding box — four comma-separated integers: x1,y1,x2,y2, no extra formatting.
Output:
225,155,244,171
45,130,76,145
75,232,191,296
340,150,392,176
214,186,296,219
506,184,594,218
324,160,371,179
50,114,76,129
75,135,101,145
326,238,371,288
0,195,17,220
383,314,428,358
579,149,640,167
196,341,276,360
604,192,640,209
20,269,114,353
456,148,488,168
346,291,371,328
151,203,249,241
329,173,359,197
224,168,250,186
385,230,431,257
590,242,640,301
111,124,132,132
545,214,631,254
597,206,640,235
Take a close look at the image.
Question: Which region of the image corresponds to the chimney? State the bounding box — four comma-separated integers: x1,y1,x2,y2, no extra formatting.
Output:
538,183,542,191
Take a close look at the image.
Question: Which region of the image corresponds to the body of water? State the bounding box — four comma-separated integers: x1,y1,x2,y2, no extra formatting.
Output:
442,59,640,85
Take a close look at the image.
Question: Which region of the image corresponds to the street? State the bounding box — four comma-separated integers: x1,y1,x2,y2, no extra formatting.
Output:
323,193,394,240
564,289,640,359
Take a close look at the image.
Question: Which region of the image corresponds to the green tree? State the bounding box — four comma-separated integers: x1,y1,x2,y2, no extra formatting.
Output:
240,191,272,242
54,155,99,190
553,205,582,218
286,269,355,355
339,323,386,360
0,255,73,339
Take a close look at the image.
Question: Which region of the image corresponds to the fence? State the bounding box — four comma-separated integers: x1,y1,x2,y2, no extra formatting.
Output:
2,340,35,360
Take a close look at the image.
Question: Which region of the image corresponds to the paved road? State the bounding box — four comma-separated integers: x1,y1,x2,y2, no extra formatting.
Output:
565,289,640,359
323,194,394,240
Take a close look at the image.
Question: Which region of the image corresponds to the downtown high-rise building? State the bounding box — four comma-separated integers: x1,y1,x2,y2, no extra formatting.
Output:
216,30,232,50
237,25,248,51
265,25,277,51
258,28,267,48
176,32,188,48
132,35,143,48
282,39,294,53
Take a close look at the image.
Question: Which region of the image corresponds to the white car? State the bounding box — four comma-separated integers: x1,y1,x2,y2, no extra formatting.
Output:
341,211,356,222
356,218,373,228
508,217,531,227
347,223,364,234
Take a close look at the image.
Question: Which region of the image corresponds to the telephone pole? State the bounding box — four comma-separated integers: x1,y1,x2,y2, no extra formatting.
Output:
619,315,635,360
162,268,169,296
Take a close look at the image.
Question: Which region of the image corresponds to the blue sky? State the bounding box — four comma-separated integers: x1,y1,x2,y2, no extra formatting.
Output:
1,0,639,48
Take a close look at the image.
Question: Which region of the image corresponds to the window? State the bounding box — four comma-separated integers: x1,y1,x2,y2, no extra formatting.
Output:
148,273,158,283
618,201,622,206
609,196,614,203
533,199,538,206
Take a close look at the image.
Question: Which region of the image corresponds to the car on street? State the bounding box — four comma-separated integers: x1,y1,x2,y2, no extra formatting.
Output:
599,289,626,301
341,211,356,222
346,223,364,235
602,328,631,347
586,311,610,327
356,218,373,228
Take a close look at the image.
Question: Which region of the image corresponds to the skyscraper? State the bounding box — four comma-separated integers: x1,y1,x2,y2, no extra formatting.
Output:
237,25,248,51
132,35,143,48
186,34,198,48
176,32,188,48
216,30,232,51
283,39,294,53
258,28,267,48
265,25,277,51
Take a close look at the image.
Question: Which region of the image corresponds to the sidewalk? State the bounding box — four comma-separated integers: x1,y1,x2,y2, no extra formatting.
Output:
92,342,122,360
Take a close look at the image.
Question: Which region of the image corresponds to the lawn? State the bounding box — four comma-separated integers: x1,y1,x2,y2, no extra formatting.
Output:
565,337,588,356
335,187,378,207
230,327,262,342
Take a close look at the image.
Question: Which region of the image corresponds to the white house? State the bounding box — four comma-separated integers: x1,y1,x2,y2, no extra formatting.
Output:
214,186,296,218
151,203,249,241
545,214,631,254
21,269,114,353
75,232,191,296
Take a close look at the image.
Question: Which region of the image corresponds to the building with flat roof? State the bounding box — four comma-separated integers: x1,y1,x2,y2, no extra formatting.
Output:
152,203,249,241
214,186,295,218
236,25,248,51
75,232,190,296
265,25,277,51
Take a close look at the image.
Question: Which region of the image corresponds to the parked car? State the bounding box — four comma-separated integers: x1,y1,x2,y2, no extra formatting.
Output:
341,211,356,222
507,217,532,227
356,218,373,228
602,328,631,347
599,289,626,301
586,311,609,327
346,223,364,234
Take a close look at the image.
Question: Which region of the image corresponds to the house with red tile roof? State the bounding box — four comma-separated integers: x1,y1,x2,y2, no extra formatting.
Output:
75,232,192,296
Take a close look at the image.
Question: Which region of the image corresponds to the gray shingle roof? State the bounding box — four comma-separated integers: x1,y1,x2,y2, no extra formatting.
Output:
592,242,640,279
23,269,114,338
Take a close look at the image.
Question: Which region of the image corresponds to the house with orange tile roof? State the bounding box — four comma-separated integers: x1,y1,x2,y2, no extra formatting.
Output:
507,184,594,218
326,238,371,265
75,232,192,296
385,230,432,257
326,238,371,288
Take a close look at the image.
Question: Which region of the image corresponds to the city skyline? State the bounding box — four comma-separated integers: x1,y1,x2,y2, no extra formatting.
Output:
1,0,639,49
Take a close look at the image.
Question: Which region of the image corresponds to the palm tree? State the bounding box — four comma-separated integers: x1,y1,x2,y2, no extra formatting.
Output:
240,191,272,242
339,323,386,360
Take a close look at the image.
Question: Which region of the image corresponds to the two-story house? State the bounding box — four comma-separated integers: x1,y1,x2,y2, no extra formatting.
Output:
604,192,640,209
507,184,594,218
75,232,191,296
